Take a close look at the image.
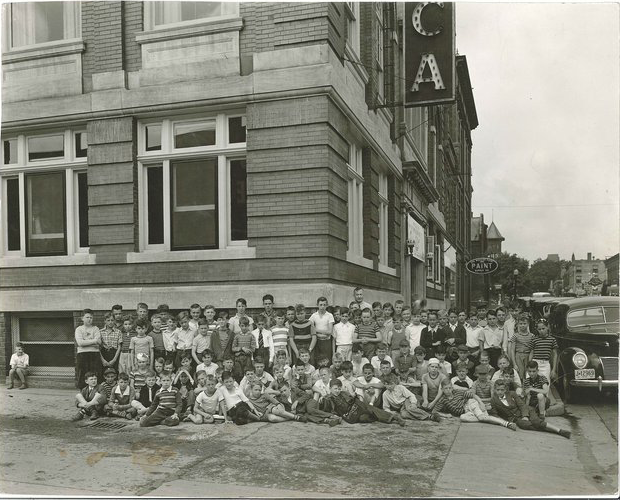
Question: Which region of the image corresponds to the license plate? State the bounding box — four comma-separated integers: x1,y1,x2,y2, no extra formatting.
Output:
575,368,595,380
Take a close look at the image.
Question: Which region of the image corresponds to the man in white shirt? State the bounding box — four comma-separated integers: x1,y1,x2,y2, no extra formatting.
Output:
352,287,372,311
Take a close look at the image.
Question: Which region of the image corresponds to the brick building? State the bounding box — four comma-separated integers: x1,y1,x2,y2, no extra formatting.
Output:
565,253,606,296
1,2,477,383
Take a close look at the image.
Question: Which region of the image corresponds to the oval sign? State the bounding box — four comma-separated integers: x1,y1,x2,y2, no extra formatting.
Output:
466,257,498,275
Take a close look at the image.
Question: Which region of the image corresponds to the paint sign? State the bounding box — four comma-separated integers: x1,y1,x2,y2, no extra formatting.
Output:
404,2,455,107
466,258,498,275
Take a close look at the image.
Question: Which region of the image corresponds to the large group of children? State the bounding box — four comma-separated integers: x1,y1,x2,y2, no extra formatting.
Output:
21,287,568,437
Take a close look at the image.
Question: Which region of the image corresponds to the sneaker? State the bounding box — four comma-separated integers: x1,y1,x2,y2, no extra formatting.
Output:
395,416,406,427
507,422,517,431
71,411,85,422
89,411,100,421
19,383,27,390
559,429,571,439
431,413,441,423
125,412,135,420
296,414,308,423
7,384,14,390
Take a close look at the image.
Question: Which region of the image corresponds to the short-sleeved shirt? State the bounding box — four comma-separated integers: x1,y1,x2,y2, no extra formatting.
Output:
465,326,482,348
130,335,154,357
149,330,165,350
229,315,255,335
383,384,417,410
195,390,220,415
337,375,356,396
9,353,29,369
309,311,335,336
120,331,135,352
523,374,549,406
100,327,122,350
196,362,218,377
351,357,370,377
509,331,535,354
478,326,504,349
528,336,558,361
355,376,381,402
355,322,379,341
473,380,492,400
312,379,330,398
192,334,211,354
271,326,290,352
175,328,195,351
131,369,149,392
370,355,393,373
217,385,249,410
421,372,445,400
334,322,356,345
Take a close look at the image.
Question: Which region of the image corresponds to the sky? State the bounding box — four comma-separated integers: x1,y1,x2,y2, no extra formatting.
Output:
455,2,619,263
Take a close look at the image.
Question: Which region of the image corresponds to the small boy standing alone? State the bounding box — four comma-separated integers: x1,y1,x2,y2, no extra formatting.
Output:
8,342,29,390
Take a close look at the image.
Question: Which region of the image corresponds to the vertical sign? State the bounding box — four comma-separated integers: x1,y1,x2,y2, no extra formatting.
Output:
404,2,455,107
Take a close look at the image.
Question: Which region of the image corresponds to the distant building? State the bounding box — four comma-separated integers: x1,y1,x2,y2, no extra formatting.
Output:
469,214,504,304
603,254,618,293
486,222,504,259
565,253,606,295
546,254,560,262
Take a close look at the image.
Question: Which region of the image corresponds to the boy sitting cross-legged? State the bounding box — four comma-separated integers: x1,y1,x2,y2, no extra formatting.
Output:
382,373,439,422
106,372,137,419
131,370,160,419
140,371,182,427
72,371,107,422
188,374,221,424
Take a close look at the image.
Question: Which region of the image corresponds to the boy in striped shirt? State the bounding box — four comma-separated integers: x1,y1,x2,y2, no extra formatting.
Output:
271,310,291,363
528,320,558,383
353,308,380,359
139,371,182,427
524,360,552,418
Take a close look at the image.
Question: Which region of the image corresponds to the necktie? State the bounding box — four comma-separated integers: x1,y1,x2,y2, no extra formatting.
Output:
258,329,264,348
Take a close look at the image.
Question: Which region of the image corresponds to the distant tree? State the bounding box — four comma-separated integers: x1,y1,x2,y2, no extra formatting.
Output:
526,259,562,294
489,252,531,300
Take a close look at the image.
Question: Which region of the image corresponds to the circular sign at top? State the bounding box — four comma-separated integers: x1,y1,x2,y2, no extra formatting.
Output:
588,276,603,287
466,257,499,275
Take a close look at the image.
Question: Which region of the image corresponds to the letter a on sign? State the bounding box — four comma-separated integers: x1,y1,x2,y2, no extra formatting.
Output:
404,2,455,106
411,54,445,91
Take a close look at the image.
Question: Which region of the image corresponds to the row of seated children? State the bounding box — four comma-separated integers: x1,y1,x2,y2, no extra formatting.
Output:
72,339,571,440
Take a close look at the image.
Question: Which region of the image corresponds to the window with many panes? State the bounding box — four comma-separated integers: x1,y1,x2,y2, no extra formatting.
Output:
1,130,89,258
345,2,360,56
378,173,389,267
145,1,238,30
406,106,429,162
347,143,364,259
3,1,81,50
138,114,247,252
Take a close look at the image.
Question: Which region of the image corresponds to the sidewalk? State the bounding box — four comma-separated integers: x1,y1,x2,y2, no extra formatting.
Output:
433,410,618,497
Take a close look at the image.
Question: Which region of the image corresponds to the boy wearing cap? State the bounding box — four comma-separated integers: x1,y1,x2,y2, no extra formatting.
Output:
452,344,475,379
472,364,493,408
99,367,118,402
394,340,415,379
421,358,446,412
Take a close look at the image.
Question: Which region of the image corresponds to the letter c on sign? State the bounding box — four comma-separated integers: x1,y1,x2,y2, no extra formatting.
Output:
412,2,443,37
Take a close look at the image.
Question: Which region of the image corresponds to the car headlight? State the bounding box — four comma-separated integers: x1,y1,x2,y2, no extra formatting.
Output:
572,352,588,369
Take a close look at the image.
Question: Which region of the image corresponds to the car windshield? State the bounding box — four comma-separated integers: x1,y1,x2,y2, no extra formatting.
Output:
566,306,619,327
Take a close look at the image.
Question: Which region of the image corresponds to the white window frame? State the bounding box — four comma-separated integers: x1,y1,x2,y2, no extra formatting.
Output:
378,172,389,269
345,2,360,56
346,143,367,267
406,106,429,165
2,1,81,52
143,1,239,31
0,128,92,267
133,113,253,263
426,235,435,281
376,2,385,102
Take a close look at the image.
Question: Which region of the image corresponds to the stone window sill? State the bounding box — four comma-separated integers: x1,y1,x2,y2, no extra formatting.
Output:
136,17,243,45
2,39,85,64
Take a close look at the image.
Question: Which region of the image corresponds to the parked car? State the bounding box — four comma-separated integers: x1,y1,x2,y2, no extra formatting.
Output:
547,297,619,402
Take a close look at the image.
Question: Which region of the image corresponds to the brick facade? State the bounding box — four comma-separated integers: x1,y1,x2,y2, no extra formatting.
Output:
1,2,476,382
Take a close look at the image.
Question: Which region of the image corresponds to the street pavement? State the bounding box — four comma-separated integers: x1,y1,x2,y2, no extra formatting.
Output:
0,387,617,497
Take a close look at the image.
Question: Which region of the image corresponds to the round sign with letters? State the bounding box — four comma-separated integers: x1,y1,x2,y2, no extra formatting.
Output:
466,257,499,275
